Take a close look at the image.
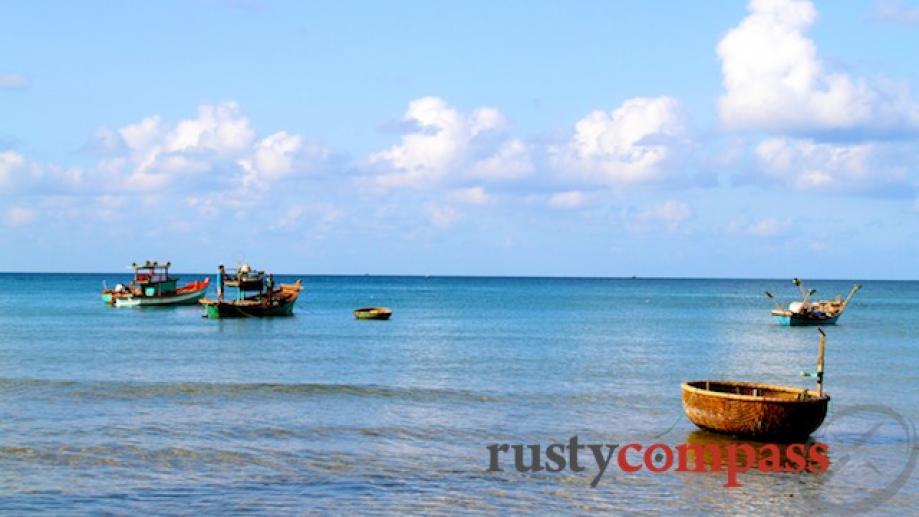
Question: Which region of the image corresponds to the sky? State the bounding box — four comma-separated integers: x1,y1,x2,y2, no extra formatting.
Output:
2,0,919,278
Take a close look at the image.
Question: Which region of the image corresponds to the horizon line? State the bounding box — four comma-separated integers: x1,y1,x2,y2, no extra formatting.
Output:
0,271,908,282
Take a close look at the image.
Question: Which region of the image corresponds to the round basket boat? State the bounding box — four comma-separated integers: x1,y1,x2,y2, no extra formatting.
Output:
353,306,393,320
681,381,829,441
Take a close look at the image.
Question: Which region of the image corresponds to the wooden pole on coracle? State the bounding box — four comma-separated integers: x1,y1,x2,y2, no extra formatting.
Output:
816,328,826,397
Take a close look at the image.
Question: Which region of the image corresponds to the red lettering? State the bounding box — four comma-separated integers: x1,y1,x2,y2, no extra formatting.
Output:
617,443,643,472
784,443,807,473
756,443,783,473
723,443,754,488
806,443,830,473
644,443,674,473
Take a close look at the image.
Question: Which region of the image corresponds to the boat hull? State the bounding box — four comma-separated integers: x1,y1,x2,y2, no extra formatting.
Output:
772,312,839,326
103,278,209,307
203,298,297,318
681,381,829,441
113,287,208,307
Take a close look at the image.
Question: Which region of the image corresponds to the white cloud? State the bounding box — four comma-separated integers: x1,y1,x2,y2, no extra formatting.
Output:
165,102,255,156
369,97,533,189
718,0,919,133
755,137,909,192
239,131,328,189
2,102,327,197
113,102,257,188
4,206,36,226
468,139,533,180
448,187,492,205
550,96,685,184
0,73,30,90
548,191,586,208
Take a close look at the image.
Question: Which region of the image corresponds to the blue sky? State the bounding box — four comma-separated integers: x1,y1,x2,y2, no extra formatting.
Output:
2,0,919,277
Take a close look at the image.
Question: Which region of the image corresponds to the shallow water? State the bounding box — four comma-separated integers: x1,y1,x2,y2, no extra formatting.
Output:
0,274,916,514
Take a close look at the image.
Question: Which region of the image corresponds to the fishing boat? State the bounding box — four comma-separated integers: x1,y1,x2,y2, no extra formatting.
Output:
353,306,393,320
681,329,830,441
765,278,860,326
101,261,209,307
199,264,302,318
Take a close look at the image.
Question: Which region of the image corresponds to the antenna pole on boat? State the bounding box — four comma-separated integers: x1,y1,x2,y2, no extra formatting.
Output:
816,328,826,397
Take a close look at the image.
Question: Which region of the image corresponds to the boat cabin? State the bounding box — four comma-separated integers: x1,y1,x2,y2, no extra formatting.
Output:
130,260,177,296
218,263,273,301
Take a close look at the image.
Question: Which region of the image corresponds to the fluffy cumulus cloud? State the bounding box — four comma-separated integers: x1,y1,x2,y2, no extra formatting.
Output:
755,137,910,193
1,102,328,196
239,131,329,189
368,97,533,189
718,0,919,134
110,102,258,190
550,96,686,184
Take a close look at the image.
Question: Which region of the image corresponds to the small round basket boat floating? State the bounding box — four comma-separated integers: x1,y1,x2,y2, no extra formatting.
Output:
353,307,393,320
682,328,831,441
681,381,829,441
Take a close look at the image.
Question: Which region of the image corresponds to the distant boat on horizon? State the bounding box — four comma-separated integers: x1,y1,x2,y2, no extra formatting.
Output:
765,278,860,326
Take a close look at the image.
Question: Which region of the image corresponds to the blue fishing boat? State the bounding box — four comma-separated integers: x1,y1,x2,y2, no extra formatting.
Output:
765,278,860,326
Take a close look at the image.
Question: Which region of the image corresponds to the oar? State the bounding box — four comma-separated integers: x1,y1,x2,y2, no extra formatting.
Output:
764,290,783,311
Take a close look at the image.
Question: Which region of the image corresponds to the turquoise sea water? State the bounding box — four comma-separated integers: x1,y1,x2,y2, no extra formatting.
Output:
0,274,916,514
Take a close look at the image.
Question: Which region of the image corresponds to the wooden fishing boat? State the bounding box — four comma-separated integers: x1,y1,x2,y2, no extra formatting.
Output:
199,264,302,319
101,261,209,307
681,329,830,441
353,306,392,320
765,278,860,326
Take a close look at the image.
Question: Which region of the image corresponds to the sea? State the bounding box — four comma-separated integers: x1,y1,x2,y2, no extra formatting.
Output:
0,274,916,515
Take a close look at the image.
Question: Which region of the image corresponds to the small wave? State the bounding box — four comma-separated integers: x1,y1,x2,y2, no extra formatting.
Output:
0,378,498,403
